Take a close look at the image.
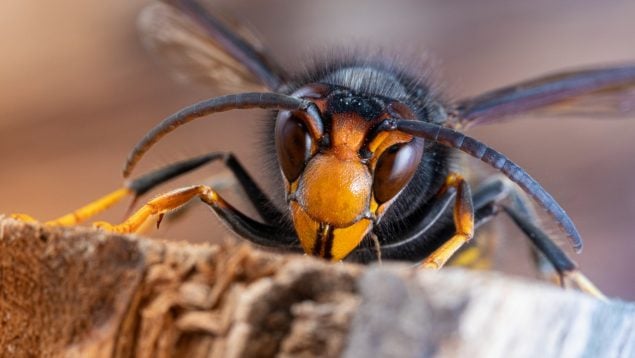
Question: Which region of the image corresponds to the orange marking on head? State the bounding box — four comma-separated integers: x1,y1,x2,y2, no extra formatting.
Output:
330,113,370,154
290,200,373,260
330,219,372,260
296,153,371,227
368,131,390,153
368,131,415,170
290,201,319,254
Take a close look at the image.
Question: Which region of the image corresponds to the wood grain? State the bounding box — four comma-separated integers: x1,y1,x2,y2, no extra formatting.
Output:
1,217,633,357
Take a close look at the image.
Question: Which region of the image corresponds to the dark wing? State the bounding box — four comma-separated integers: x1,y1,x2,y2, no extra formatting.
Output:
453,65,635,129
138,0,288,92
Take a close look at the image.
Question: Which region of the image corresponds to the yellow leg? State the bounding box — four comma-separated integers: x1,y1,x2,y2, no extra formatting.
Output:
422,173,475,269
11,153,234,228
94,185,220,234
12,188,132,226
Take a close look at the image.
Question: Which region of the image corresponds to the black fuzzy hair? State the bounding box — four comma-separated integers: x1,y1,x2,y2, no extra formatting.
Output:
284,48,450,123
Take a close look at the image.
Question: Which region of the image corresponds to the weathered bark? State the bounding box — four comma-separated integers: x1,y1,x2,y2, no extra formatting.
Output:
1,217,633,357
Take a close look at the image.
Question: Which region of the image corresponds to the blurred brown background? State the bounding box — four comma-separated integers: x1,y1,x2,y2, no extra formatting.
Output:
1,1,634,299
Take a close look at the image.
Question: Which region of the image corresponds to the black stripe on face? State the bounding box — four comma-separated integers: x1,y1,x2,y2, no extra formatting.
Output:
313,223,335,259
323,226,334,260
313,223,325,256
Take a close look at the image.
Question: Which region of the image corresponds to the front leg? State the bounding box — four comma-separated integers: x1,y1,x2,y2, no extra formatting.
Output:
95,185,300,251
421,173,475,269
11,153,226,227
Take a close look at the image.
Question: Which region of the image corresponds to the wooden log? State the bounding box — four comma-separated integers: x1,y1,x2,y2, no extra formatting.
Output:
1,217,633,357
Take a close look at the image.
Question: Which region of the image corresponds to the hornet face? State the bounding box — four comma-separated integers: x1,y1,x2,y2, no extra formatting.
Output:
275,84,424,260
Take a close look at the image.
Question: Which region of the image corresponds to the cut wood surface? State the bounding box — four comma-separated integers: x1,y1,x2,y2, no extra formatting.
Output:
0,217,633,357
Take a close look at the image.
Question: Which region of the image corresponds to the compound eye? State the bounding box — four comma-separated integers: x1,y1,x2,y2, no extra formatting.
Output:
275,111,313,182
373,139,424,204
